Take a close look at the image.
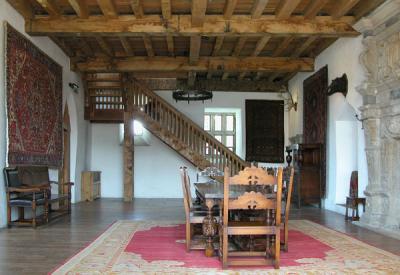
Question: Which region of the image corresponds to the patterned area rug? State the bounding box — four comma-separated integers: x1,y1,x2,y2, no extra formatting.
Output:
51,220,400,274
5,23,63,167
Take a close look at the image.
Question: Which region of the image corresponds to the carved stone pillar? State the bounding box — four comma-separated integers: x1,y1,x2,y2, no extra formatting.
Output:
355,0,400,238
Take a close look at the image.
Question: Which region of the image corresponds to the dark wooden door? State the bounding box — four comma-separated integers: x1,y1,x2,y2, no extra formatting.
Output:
303,66,328,197
246,100,284,163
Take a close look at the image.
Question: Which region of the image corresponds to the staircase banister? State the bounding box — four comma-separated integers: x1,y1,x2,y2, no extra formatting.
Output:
128,77,249,168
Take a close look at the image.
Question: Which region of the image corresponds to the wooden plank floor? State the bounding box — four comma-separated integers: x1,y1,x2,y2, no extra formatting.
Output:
0,198,399,275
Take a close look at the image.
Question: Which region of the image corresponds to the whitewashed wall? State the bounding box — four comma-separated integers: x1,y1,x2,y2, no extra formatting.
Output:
288,36,368,215
88,91,290,198
0,1,87,227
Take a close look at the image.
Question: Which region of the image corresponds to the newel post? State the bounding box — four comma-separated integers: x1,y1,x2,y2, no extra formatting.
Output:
123,74,134,201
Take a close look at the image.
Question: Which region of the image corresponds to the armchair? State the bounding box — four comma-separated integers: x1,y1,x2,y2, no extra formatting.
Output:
4,167,50,228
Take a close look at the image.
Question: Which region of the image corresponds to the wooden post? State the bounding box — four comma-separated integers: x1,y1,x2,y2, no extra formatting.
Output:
123,75,134,201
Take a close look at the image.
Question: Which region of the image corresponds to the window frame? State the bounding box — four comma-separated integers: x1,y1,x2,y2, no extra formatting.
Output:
204,112,236,154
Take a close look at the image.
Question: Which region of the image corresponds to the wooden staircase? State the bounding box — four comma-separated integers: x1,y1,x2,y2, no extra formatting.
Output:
85,73,248,176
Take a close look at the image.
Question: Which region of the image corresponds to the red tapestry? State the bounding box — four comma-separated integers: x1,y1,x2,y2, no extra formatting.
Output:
5,23,63,167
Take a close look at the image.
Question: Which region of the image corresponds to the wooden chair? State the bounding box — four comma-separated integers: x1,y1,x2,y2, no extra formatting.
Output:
281,167,294,252
4,167,49,228
220,166,283,269
180,167,215,252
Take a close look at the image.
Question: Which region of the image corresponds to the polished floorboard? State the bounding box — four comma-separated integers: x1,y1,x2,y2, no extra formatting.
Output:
0,198,399,275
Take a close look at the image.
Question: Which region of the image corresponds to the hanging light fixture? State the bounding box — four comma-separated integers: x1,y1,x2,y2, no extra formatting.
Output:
172,89,213,103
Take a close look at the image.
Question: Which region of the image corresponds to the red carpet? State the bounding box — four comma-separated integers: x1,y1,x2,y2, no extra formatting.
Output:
125,224,332,268
51,220,400,274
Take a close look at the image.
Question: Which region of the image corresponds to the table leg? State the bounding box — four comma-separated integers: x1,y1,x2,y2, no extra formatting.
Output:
202,199,217,257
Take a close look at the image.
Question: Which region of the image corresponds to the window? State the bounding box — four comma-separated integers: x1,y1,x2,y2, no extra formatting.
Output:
204,112,236,153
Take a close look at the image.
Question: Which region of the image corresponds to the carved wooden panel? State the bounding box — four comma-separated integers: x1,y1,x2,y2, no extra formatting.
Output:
229,166,276,186
229,191,276,210
245,100,284,163
303,65,327,197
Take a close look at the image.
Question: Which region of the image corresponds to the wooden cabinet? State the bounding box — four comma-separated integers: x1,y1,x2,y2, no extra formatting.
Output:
286,144,323,208
81,171,101,201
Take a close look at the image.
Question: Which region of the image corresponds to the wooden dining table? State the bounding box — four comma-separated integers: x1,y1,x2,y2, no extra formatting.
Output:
194,181,276,257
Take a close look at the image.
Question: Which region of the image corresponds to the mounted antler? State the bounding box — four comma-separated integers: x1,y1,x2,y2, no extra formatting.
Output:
278,86,297,112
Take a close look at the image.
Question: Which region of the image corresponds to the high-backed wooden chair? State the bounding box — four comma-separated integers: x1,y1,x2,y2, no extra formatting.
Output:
4,167,49,228
282,167,294,252
220,166,283,269
180,167,212,252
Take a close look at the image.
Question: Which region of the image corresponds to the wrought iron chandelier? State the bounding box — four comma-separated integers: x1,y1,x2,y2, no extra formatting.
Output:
172,89,213,103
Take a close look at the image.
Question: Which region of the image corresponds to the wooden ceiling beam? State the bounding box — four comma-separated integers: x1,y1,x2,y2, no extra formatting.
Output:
212,37,224,56
142,35,154,57
272,36,294,56
191,0,208,27
252,35,271,56
268,72,281,82
303,0,329,19
130,0,144,18
275,0,302,19
188,71,196,86
291,36,318,57
232,37,247,56
251,0,269,19
76,56,314,73
282,72,297,83
331,0,361,19
238,72,247,80
50,36,75,57
26,15,358,37
77,38,94,57
189,36,201,65
96,37,114,56
161,0,171,20
35,0,61,18
132,72,188,78
96,0,117,18
129,78,285,92
7,0,33,20
223,0,238,19
68,0,89,18
353,0,385,20
120,37,134,56
166,35,174,56
221,72,230,80
176,79,284,93
254,72,263,80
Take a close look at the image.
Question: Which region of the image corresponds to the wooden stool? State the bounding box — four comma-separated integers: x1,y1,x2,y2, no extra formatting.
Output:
345,197,366,221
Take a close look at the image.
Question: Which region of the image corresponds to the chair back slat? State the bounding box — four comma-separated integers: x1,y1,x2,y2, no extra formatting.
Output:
18,166,49,186
230,166,276,186
229,191,276,210
180,167,192,217
283,167,294,216
3,167,21,188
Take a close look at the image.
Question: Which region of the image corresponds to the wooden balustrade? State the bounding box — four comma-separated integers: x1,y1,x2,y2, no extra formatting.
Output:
125,77,248,175
84,73,249,174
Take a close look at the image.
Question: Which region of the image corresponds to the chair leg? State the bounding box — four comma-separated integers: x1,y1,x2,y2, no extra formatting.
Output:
274,228,280,269
45,202,49,224
283,223,289,252
18,207,24,221
186,221,191,252
32,202,37,228
6,194,11,227
7,206,11,227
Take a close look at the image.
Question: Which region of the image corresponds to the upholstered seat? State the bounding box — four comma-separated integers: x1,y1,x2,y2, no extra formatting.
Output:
9,197,47,207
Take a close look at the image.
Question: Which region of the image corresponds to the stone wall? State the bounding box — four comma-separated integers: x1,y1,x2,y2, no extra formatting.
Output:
356,0,400,239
